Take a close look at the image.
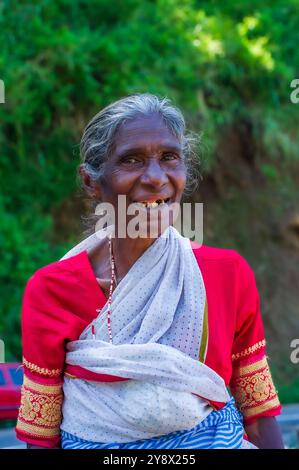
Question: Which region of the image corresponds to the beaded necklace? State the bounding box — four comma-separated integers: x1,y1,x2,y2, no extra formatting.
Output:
106,235,116,343
92,235,116,344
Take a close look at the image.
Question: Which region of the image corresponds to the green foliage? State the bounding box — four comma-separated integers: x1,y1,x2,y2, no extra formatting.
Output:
0,1,298,406
278,377,299,404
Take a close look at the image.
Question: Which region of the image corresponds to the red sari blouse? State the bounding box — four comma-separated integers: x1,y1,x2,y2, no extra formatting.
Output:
16,243,281,447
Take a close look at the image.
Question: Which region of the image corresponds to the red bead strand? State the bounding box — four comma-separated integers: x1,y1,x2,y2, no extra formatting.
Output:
106,236,116,344
93,235,116,344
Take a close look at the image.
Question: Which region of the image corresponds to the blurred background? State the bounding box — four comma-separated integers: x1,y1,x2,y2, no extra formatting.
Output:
0,0,298,447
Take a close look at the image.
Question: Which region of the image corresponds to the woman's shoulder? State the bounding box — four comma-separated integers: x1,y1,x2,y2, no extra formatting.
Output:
191,242,254,278
21,250,96,317
191,241,245,261
26,251,87,288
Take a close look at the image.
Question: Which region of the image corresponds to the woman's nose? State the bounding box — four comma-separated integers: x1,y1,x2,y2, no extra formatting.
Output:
139,159,169,187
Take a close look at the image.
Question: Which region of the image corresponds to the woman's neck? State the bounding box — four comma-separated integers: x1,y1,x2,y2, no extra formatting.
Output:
111,236,156,282
88,233,157,286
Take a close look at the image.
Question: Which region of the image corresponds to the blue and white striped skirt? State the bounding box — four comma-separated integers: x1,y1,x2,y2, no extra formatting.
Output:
61,398,250,449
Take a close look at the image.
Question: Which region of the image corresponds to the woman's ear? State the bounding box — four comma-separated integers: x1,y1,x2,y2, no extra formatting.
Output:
78,164,102,200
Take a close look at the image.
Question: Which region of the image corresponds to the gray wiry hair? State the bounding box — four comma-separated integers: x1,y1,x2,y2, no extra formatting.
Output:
80,93,201,196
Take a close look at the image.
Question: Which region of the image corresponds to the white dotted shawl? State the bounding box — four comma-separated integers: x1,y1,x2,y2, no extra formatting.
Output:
60,226,229,443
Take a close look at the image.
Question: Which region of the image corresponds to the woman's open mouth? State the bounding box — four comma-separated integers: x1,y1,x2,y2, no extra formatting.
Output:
132,198,171,209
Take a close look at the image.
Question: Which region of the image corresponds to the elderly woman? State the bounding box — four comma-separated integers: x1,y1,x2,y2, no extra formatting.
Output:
16,94,283,449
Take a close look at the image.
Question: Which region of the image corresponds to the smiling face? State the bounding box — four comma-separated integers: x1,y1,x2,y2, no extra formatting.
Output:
85,113,187,237
101,113,186,202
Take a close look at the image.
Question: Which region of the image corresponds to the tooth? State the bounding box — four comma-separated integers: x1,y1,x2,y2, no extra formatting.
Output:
135,200,166,208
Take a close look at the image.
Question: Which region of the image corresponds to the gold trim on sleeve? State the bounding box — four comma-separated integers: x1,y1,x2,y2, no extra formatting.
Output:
230,355,281,419
23,357,62,377
237,358,269,376
16,420,61,438
23,375,62,394
16,373,63,440
242,397,281,418
231,340,266,362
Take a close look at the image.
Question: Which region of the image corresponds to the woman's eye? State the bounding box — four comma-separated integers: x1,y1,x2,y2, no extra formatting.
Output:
122,157,141,164
162,153,178,161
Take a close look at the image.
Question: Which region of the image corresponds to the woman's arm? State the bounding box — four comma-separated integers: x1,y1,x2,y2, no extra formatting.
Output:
229,254,283,447
244,416,284,449
16,271,66,448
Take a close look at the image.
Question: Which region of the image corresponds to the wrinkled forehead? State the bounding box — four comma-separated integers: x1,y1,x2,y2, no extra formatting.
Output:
111,113,182,156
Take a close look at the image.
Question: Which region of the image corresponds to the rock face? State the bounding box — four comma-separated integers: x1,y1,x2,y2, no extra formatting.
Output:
192,123,299,400
281,211,299,251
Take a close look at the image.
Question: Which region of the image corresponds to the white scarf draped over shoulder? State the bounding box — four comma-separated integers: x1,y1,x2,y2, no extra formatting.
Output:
60,226,230,443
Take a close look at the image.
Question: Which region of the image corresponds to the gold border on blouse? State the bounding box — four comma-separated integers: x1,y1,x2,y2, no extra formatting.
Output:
231,340,266,362
230,355,281,418
199,299,209,363
242,396,281,418
16,420,60,438
16,373,63,438
23,374,62,394
23,356,62,377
